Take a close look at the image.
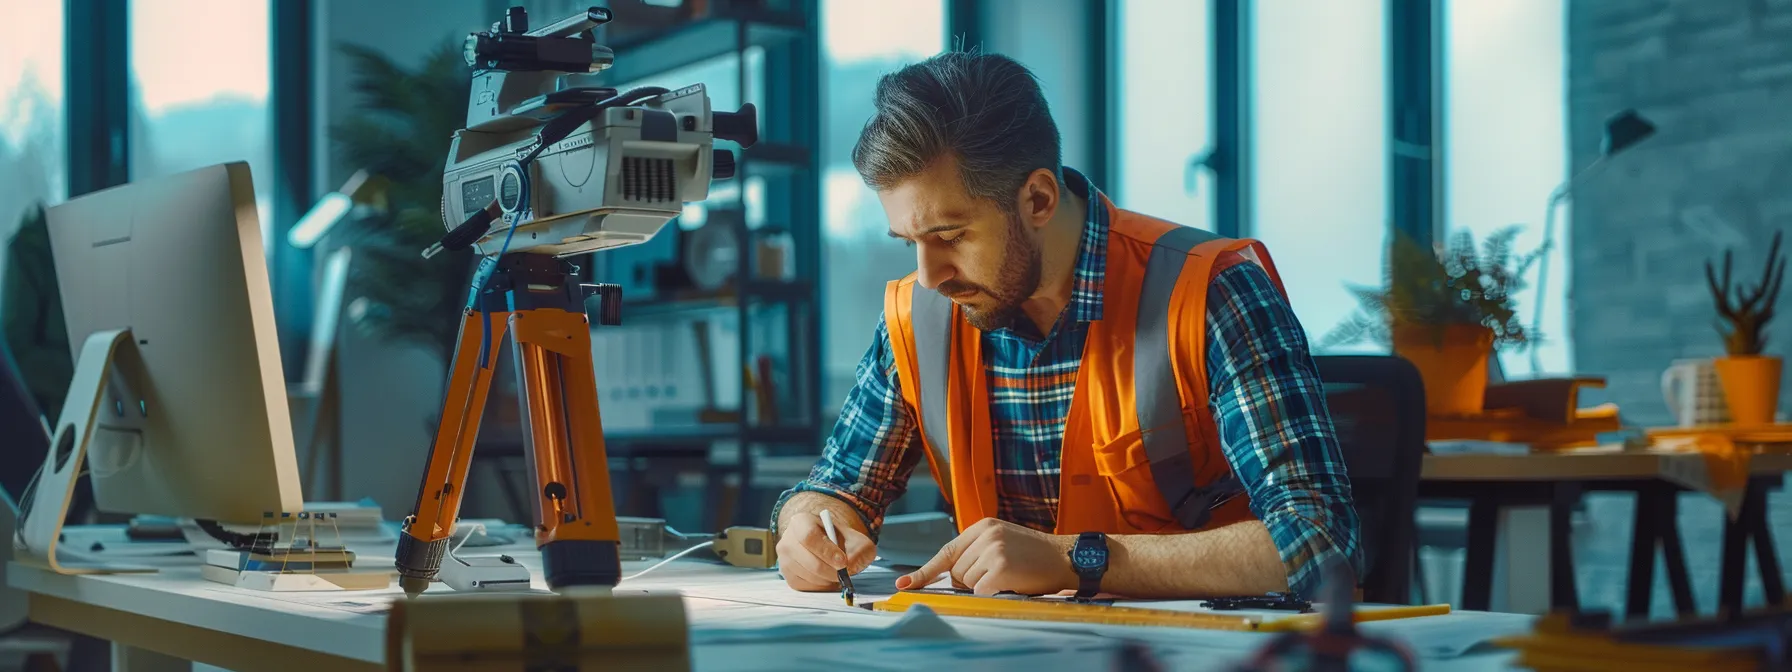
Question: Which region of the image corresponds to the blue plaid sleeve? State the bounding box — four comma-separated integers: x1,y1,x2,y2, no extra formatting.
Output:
769,314,924,540
1205,260,1364,599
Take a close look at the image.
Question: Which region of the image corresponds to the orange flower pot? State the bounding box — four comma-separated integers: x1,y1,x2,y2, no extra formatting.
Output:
1393,324,1494,416
1714,355,1783,425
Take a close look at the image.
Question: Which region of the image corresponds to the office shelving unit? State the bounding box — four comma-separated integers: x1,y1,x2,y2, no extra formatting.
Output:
577,0,823,528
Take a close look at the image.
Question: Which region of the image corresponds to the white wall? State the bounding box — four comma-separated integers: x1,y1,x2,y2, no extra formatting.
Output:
978,0,1100,174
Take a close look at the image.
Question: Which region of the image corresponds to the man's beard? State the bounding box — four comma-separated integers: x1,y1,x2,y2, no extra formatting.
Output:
937,211,1041,332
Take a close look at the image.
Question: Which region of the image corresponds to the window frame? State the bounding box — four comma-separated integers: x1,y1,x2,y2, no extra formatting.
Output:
1106,0,1453,335
1108,0,1440,246
67,0,130,199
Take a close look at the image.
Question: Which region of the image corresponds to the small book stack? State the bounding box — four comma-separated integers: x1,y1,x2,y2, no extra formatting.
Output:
200,545,390,592
1426,377,1623,450
300,499,395,544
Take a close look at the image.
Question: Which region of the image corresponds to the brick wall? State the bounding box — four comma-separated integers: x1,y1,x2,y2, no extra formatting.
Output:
1568,0,1792,426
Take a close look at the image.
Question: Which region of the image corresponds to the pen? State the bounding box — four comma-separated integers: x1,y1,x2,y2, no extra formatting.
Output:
819,510,855,606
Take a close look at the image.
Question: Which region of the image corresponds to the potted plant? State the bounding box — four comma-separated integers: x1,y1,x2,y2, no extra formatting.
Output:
327,41,478,371
324,41,512,441
2,203,70,418
1324,226,1539,415
1706,230,1786,426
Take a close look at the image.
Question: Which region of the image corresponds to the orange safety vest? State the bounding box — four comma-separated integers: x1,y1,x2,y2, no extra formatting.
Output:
883,198,1289,535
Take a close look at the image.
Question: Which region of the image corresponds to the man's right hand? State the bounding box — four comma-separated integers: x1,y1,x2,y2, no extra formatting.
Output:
776,511,877,591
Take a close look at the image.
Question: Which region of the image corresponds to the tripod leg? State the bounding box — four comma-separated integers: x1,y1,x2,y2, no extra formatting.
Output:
395,309,511,595
510,308,621,590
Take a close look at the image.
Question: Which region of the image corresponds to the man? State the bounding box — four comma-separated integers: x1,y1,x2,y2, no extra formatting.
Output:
771,51,1361,600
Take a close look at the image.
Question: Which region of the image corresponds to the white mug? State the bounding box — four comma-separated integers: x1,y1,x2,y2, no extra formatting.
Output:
1661,358,1731,427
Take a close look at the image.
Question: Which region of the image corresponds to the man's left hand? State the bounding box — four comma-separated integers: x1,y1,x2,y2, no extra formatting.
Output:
893,518,1079,595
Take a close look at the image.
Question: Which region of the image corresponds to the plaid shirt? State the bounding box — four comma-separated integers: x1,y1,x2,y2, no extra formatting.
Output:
774,168,1362,598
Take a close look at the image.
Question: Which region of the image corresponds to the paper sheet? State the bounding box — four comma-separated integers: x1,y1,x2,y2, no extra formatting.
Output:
177,547,1515,663
691,637,1125,672
271,596,401,615
1357,611,1536,658
685,601,964,645
196,585,407,615
616,562,924,614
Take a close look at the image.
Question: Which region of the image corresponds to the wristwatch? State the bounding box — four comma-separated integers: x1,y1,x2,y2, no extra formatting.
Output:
1068,532,1109,600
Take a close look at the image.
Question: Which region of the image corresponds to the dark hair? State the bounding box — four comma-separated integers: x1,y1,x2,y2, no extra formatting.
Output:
850,51,1062,214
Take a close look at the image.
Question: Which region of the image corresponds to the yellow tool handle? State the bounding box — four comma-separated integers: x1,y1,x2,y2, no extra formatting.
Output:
1513,650,1753,672
1492,632,1757,671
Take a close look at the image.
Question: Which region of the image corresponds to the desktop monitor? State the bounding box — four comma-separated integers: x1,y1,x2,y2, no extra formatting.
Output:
23,162,302,560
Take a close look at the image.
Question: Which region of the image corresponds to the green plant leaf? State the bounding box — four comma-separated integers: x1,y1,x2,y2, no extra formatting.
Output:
1324,227,1543,351
326,39,478,366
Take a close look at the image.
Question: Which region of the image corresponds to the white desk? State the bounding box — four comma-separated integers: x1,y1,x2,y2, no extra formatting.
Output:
9,530,1531,671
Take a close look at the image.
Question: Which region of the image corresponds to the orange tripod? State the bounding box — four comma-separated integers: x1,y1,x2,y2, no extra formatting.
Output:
395,253,623,596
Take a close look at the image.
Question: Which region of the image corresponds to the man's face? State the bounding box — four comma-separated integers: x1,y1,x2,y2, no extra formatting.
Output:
879,159,1044,332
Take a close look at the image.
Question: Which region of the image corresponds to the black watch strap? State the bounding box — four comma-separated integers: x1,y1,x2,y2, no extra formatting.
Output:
1072,532,1107,599
1077,573,1101,599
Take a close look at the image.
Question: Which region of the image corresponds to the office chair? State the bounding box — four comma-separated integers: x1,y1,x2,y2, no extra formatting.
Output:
1314,355,1427,605
0,337,49,503
0,340,81,672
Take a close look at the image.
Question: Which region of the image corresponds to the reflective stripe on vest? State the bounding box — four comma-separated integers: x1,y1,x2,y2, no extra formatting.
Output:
910,285,955,486
1135,227,1246,529
909,225,1245,530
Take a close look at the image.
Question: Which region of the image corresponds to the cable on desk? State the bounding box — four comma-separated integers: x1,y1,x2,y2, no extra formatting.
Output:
449,523,488,558
11,465,42,550
13,467,87,552
621,541,716,582
663,526,711,543
195,518,279,550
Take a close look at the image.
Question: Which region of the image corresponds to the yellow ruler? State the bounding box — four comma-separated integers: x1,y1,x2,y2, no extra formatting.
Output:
868,591,1450,632
1263,604,1453,632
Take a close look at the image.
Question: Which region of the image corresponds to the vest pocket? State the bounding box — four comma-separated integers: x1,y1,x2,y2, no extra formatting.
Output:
1091,430,1176,532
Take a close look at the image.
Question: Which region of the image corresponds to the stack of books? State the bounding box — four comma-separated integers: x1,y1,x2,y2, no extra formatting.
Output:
177,500,395,551
300,499,396,544
201,545,390,592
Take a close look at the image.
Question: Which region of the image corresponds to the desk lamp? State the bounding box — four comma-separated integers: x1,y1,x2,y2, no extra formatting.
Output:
1530,109,1656,373
287,170,388,249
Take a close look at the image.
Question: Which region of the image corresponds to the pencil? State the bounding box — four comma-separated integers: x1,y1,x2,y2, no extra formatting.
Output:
819,510,855,606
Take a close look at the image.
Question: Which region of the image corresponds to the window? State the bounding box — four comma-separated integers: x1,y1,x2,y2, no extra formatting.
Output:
1444,0,1568,378
128,0,273,256
1249,0,1389,353
819,0,945,407
0,0,67,263
1113,0,1213,231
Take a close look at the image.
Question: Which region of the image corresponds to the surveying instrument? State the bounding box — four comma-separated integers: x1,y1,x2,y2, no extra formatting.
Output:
394,4,758,597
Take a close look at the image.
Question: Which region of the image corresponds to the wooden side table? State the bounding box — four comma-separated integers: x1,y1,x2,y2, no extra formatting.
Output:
1421,447,1792,617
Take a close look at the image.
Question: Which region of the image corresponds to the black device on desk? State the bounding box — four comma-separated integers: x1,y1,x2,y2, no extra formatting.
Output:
1234,562,1417,672
1203,592,1314,613
126,516,187,542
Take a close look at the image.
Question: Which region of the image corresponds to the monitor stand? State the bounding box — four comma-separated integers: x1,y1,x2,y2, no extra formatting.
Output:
13,328,156,575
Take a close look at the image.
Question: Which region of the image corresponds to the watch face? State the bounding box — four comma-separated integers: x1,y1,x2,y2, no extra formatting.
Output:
1072,544,1105,570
